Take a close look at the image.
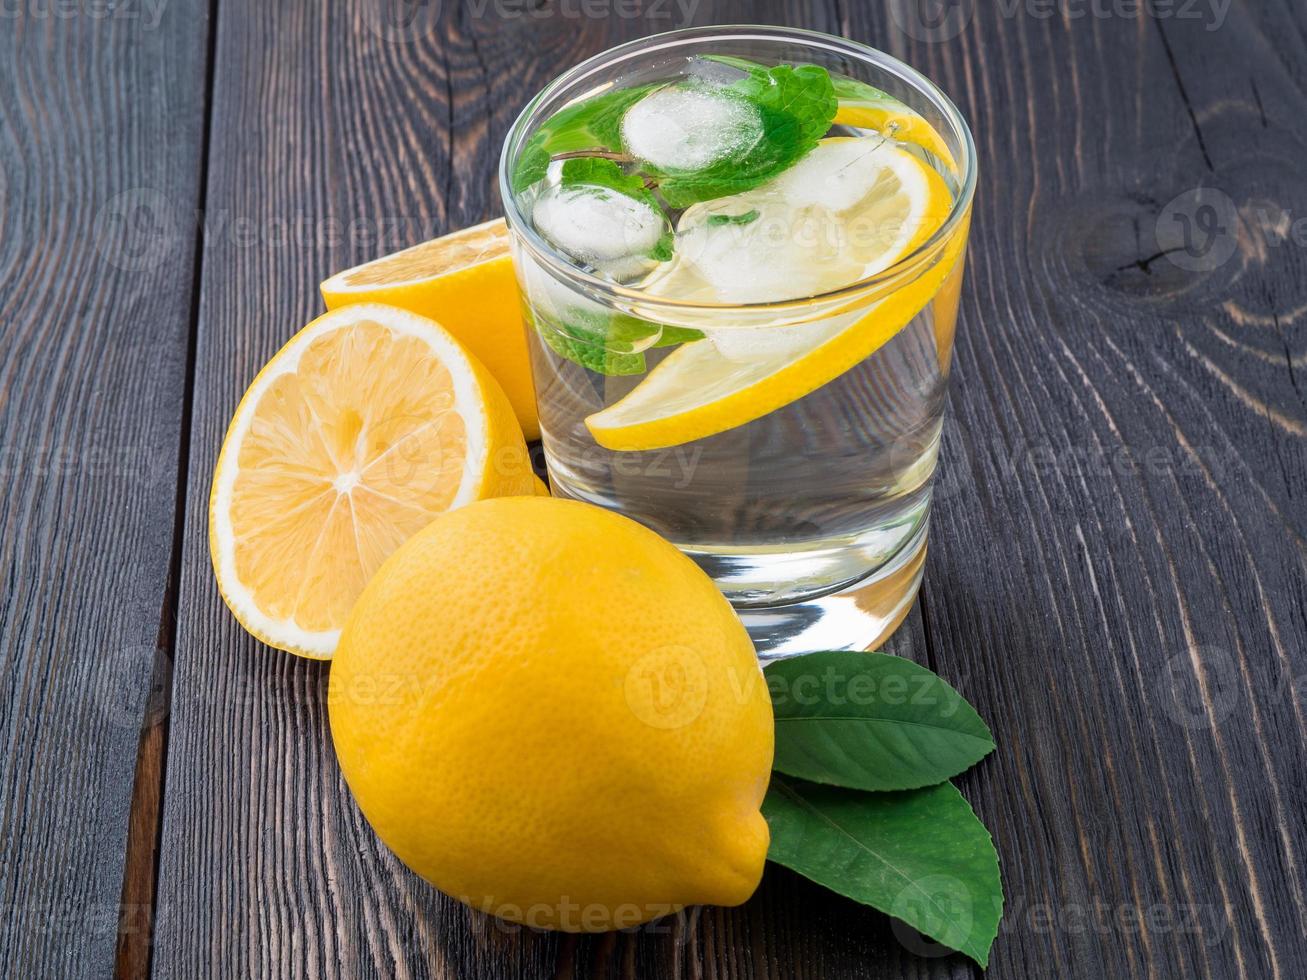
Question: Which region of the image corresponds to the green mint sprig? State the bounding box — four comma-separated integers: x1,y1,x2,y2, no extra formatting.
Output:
511,83,656,192
530,304,703,376
706,208,760,227
513,64,837,209
654,64,836,208
761,650,1004,968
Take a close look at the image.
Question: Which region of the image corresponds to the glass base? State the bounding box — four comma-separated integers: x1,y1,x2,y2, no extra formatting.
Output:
738,522,928,660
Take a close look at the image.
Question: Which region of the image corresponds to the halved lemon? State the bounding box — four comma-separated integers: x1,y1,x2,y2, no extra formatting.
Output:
588,141,963,452
320,218,540,440
210,303,535,658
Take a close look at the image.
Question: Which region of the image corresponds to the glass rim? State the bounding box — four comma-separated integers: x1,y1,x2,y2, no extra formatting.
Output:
497,24,977,313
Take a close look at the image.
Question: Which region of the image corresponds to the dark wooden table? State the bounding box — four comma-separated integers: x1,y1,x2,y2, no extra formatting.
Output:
3,1,1305,977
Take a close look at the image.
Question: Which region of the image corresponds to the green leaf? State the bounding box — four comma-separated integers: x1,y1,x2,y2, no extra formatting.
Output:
764,777,1003,967
558,158,673,263
707,208,760,227
708,57,905,115
657,64,837,208
534,311,647,376
765,651,994,791
510,84,657,192
829,74,901,107
653,325,704,347
529,307,702,376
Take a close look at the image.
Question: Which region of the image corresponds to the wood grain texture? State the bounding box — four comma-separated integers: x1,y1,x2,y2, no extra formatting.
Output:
152,1,971,977
145,0,1307,978
0,3,209,979
847,1,1307,977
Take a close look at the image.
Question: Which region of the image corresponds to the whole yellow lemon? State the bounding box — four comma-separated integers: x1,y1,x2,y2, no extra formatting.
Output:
328,496,774,931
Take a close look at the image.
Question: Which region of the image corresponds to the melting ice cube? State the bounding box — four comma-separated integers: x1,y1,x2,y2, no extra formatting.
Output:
621,84,763,173
531,183,667,282
771,137,890,212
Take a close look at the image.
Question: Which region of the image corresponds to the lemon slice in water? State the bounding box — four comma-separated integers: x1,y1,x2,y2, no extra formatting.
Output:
586,139,960,452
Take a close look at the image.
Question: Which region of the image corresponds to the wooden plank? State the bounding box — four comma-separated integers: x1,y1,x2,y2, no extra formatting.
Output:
0,4,209,979
153,1,974,976
840,2,1307,977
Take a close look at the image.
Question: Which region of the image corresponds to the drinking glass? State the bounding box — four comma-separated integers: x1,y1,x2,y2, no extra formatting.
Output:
499,25,976,658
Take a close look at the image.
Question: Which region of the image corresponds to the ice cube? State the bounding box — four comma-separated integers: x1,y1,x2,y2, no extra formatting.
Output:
665,201,859,303
621,84,763,173
771,138,889,212
684,56,750,87
531,183,666,282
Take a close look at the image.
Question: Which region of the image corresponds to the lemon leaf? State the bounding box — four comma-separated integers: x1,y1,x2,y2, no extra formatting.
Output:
765,650,994,791
764,777,1003,968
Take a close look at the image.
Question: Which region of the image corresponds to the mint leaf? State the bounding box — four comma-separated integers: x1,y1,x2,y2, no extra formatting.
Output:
829,74,901,106
707,208,760,227
529,306,702,376
709,57,903,112
532,309,647,376
511,84,656,192
559,158,673,263
654,325,704,347
764,777,1003,968
766,651,994,792
658,64,836,208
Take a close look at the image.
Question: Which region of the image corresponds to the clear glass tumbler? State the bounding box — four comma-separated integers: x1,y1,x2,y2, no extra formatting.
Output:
499,26,976,658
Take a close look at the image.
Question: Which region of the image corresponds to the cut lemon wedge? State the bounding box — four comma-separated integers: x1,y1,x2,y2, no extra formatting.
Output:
320,218,540,440
210,303,534,658
588,141,962,452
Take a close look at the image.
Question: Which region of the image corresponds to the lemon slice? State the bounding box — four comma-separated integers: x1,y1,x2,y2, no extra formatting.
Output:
210,303,534,658
320,218,540,439
587,141,960,452
831,76,959,176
